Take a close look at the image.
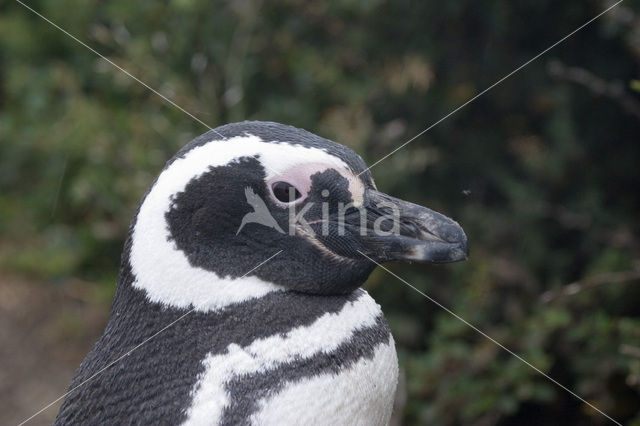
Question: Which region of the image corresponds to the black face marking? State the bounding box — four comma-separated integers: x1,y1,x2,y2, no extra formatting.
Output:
291,168,372,260
285,169,355,234
308,168,354,206
165,156,374,295
54,257,381,425
220,316,390,425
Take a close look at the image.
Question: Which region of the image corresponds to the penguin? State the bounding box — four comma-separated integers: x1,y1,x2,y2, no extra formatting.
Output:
54,121,468,425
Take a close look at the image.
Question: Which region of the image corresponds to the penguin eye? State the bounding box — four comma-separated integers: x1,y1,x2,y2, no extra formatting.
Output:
271,181,302,203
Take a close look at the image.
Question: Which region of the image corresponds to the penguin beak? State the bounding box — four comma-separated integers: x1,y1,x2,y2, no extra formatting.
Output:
357,189,469,264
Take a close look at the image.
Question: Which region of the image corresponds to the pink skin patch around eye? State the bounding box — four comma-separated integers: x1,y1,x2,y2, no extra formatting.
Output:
266,163,364,207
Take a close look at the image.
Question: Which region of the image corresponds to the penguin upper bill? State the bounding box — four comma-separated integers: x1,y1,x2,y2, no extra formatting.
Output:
294,173,469,266
340,188,469,264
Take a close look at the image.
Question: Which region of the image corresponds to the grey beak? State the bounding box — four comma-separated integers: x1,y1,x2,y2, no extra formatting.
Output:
358,189,469,264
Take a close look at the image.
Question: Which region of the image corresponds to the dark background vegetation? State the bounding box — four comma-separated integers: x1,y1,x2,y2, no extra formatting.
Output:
1,0,639,424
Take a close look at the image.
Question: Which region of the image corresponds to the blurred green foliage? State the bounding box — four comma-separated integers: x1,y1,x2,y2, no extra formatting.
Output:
1,0,639,424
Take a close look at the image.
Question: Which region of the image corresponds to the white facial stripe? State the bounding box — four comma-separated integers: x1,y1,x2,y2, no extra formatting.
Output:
347,176,365,207
130,134,361,310
182,291,386,425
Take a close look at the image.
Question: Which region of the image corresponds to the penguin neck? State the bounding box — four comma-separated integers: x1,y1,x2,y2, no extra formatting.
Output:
107,253,364,343
118,236,286,313
131,264,285,313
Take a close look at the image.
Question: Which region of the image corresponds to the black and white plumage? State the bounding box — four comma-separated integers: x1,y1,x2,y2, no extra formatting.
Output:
55,121,468,425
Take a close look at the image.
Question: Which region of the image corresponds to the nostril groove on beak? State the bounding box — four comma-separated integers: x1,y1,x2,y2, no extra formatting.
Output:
400,219,421,237
420,220,468,249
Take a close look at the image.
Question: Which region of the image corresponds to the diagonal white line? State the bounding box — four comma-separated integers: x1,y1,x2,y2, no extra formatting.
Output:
359,0,624,176
14,0,224,139
17,250,283,426
357,250,622,426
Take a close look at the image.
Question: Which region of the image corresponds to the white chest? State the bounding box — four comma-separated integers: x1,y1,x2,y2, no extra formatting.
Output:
250,338,398,426
182,291,398,425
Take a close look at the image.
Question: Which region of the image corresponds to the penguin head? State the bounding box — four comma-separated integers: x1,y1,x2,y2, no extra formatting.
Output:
128,121,467,309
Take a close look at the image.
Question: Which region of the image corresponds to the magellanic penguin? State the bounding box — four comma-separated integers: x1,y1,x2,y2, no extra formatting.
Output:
55,121,468,425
